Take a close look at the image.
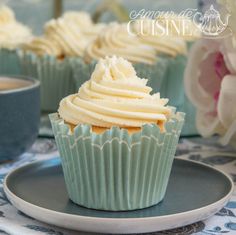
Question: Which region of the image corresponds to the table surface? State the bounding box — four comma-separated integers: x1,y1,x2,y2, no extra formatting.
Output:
0,136,235,235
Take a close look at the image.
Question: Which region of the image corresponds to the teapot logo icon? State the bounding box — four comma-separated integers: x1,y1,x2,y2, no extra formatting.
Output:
194,5,231,37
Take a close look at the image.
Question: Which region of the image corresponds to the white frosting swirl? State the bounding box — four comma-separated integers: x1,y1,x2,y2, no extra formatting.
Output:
59,56,171,128
62,11,105,39
44,18,87,57
0,5,15,24
84,23,157,65
23,12,105,57
0,6,32,49
22,37,63,57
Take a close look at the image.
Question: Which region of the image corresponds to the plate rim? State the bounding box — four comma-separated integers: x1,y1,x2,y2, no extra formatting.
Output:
3,158,234,233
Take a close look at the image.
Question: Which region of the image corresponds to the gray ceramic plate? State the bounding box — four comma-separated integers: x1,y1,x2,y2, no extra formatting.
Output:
4,158,234,234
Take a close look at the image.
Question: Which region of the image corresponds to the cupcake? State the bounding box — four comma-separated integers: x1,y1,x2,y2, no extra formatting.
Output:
19,11,105,112
50,56,185,211
0,5,32,75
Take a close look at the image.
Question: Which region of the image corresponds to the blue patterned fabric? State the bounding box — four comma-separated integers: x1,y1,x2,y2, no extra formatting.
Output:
0,137,235,235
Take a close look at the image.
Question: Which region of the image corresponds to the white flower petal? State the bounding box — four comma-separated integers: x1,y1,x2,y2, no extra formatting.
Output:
217,75,236,128
219,120,236,146
184,39,220,111
196,111,223,137
221,37,236,74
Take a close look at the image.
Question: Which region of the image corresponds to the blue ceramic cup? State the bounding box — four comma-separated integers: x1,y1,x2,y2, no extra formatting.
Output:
0,76,40,162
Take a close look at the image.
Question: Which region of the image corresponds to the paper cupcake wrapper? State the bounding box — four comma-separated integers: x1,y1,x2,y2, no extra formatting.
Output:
186,41,195,51
159,55,187,106
70,58,96,89
0,48,22,75
18,50,76,112
134,58,169,92
49,112,185,211
159,55,197,136
177,95,197,136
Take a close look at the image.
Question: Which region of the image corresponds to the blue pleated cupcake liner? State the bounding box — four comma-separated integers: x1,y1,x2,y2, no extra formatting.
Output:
49,111,185,211
69,58,97,89
18,50,76,112
0,48,22,75
162,55,197,136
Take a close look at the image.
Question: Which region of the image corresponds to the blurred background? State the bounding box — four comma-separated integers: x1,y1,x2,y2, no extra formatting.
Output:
6,0,217,35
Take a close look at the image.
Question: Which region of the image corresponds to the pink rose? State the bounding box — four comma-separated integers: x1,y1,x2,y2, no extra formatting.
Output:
184,38,236,145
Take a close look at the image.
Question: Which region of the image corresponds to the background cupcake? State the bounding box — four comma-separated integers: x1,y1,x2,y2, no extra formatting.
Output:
0,5,32,75
155,13,201,49
19,11,105,112
132,17,200,136
50,56,185,211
